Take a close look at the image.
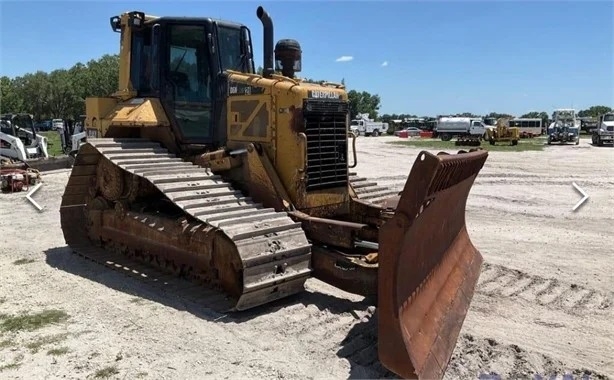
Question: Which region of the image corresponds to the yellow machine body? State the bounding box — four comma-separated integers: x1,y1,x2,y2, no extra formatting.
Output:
486,118,520,146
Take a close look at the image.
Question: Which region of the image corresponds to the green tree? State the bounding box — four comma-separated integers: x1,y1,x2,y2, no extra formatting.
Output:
46,69,79,118
0,76,24,113
15,71,50,121
0,55,119,120
458,112,479,117
84,54,119,98
486,112,513,119
578,106,612,118
380,113,393,123
347,90,381,120
67,63,89,118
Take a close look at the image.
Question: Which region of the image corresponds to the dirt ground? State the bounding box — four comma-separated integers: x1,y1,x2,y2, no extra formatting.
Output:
1,136,612,380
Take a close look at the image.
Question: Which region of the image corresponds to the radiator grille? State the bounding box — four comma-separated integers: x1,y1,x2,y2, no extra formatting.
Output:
303,99,349,191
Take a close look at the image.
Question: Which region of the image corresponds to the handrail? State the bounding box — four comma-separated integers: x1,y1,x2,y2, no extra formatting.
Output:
348,131,358,168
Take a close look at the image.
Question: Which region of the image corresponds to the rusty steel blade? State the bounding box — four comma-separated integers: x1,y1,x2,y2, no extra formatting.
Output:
378,149,488,380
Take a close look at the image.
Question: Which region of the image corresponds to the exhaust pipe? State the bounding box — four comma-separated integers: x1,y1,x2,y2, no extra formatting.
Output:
256,6,274,78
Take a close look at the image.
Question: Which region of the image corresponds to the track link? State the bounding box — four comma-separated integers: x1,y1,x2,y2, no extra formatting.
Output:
60,138,312,312
349,172,400,205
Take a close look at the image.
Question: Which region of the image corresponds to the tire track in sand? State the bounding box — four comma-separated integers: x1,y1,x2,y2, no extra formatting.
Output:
478,263,612,315
445,333,610,380
228,290,387,375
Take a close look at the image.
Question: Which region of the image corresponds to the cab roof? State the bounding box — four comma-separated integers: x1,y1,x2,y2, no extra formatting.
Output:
144,16,246,30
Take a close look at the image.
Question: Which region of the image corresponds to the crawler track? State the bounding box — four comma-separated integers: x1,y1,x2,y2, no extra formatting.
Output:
60,138,313,312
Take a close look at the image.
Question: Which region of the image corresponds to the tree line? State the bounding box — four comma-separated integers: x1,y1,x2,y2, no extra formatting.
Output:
1,55,120,121
2,56,609,126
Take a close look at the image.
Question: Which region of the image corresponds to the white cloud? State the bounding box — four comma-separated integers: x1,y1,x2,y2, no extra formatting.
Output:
381,61,388,67
335,55,353,62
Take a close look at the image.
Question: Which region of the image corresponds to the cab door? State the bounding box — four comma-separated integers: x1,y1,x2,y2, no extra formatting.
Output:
470,120,485,136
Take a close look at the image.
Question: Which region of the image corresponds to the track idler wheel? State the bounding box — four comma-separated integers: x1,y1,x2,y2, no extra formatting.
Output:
97,159,124,201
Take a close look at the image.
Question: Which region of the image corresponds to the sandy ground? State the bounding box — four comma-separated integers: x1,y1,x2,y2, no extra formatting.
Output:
0,136,612,380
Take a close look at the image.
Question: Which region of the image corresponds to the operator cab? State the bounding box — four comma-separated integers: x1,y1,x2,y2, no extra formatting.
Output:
0,114,37,145
112,12,255,145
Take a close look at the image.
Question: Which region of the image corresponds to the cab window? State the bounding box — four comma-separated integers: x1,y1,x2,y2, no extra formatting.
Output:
218,26,243,71
167,24,212,140
131,31,151,93
169,26,211,102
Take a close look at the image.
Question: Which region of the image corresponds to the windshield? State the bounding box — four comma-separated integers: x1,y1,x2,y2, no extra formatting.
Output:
555,111,574,120
350,120,359,126
23,118,34,130
603,114,614,122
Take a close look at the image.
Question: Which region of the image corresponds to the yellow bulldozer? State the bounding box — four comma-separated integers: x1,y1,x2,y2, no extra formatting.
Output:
60,7,489,379
485,117,519,146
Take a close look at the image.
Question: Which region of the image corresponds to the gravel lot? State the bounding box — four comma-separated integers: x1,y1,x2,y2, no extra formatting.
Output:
1,136,612,379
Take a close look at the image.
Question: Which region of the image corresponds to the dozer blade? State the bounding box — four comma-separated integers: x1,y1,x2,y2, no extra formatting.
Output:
378,149,488,379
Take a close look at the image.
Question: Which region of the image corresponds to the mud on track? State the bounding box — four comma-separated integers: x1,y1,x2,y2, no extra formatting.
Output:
0,137,612,379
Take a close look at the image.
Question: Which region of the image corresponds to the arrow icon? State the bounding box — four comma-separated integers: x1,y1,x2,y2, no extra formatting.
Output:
572,182,589,212
26,183,45,212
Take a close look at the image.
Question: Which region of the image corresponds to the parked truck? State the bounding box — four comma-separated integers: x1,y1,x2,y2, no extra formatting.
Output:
436,117,486,145
579,116,599,134
350,113,389,136
547,109,580,145
591,112,614,146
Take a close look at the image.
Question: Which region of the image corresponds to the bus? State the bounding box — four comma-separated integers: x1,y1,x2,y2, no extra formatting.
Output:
509,118,542,137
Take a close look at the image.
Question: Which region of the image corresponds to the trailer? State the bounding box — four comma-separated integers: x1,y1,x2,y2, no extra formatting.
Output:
436,117,486,145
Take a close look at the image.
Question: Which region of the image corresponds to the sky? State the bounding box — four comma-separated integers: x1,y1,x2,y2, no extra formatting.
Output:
1,0,612,116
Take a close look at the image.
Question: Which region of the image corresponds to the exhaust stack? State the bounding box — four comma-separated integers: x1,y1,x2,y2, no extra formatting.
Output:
256,6,274,78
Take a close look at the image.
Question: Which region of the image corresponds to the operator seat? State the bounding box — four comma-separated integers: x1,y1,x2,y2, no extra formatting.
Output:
170,71,191,101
